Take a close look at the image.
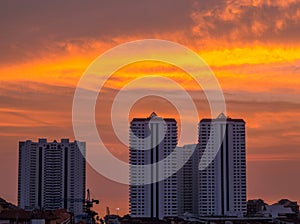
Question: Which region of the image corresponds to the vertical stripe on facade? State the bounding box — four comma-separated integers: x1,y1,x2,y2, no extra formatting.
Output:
150,123,154,218
226,124,229,212
156,124,159,219
220,124,224,215
64,147,68,209
38,147,42,208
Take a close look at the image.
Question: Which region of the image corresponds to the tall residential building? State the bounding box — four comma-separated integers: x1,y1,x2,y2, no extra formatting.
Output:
198,113,246,217
177,144,199,216
18,138,86,216
129,112,178,219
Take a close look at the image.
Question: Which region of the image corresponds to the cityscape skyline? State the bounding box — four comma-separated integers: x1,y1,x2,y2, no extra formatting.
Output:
1,0,300,218
1,109,298,217
8,112,296,222
0,110,298,220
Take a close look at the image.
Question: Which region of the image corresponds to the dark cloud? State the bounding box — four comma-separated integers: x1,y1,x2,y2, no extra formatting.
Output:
0,0,195,64
1,0,300,64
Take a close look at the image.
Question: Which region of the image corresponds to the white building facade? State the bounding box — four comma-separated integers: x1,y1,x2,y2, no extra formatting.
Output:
198,113,246,217
18,139,86,216
129,112,178,219
176,144,199,216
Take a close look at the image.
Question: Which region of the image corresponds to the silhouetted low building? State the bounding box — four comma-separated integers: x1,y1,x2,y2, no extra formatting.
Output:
0,198,18,212
247,199,268,216
0,198,72,224
0,209,31,224
247,198,300,219
278,199,299,214
274,216,300,224
0,209,72,224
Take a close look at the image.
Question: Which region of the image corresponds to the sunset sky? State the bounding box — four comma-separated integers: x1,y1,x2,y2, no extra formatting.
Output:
1,0,300,217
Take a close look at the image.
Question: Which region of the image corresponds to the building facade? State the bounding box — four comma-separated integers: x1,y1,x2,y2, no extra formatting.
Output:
18,139,86,216
177,144,199,216
198,113,246,217
129,112,178,219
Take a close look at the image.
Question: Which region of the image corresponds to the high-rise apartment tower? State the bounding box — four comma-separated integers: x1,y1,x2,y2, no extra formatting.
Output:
18,138,86,216
198,113,246,217
129,112,178,219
